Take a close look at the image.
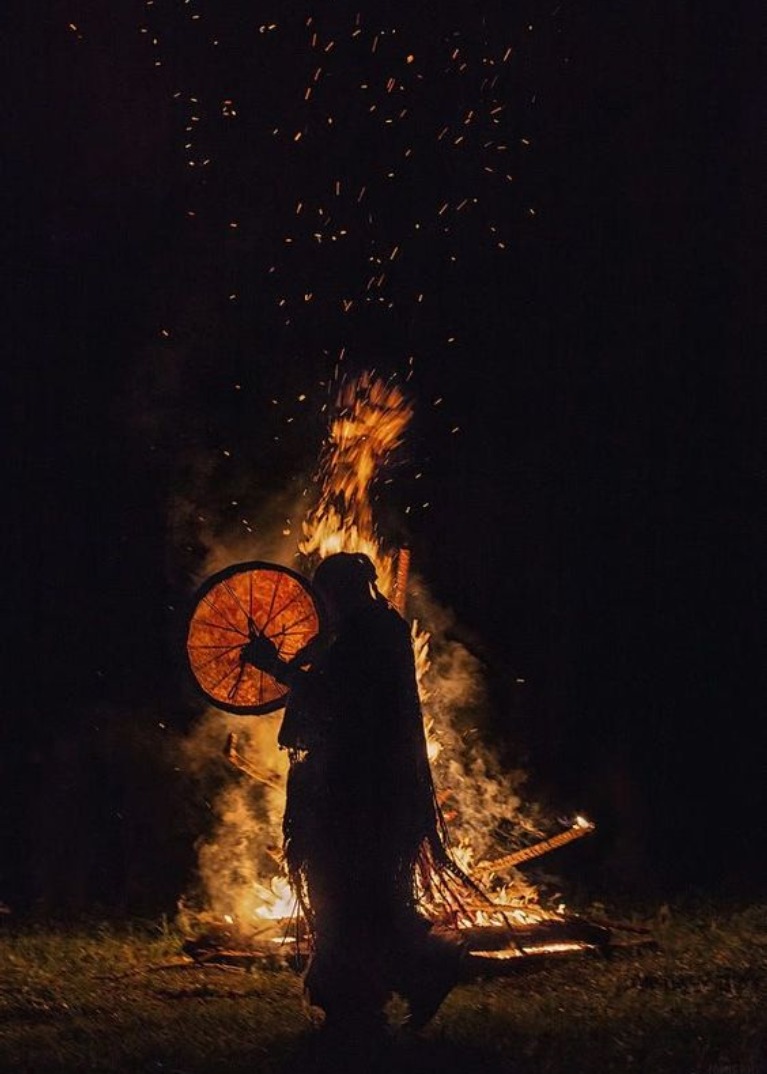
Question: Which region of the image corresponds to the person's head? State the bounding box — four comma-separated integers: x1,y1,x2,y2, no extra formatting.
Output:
312,552,378,624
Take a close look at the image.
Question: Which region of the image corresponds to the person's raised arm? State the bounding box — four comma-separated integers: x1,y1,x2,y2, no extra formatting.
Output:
240,633,320,689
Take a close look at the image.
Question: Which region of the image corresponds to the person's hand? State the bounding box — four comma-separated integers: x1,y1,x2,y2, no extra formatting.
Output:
240,633,280,673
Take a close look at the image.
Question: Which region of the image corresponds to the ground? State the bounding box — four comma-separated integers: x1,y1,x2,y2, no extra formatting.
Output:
1,899,765,1074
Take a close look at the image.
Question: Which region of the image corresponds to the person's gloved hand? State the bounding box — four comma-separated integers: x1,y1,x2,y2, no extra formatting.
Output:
240,633,280,673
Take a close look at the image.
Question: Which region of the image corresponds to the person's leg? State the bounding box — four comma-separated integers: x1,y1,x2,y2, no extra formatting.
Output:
305,867,391,1033
395,922,468,1030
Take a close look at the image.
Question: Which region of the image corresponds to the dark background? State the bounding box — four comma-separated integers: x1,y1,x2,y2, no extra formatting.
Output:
3,1,763,916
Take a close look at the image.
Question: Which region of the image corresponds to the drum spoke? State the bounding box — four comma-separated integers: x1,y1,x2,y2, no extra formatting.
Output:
262,587,306,632
209,661,241,695
190,643,243,672
201,593,245,636
194,617,248,638
222,579,251,622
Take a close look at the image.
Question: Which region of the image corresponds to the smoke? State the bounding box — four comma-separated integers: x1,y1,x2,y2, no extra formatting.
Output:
176,707,291,934
172,492,308,934
173,482,314,588
409,573,546,873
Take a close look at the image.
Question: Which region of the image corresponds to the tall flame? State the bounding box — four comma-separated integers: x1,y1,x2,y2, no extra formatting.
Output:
298,371,413,597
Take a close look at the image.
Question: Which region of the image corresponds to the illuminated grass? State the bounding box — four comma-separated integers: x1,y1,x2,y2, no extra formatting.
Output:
1,902,765,1073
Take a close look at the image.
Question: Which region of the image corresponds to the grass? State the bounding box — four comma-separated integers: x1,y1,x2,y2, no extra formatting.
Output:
1,899,765,1074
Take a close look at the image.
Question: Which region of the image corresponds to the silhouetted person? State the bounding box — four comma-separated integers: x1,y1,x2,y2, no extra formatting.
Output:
242,552,467,1038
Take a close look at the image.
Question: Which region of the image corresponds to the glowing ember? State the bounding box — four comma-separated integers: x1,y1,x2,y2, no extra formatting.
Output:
477,942,596,960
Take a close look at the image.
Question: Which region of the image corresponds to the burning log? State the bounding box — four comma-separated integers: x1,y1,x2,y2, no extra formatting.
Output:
474,816,595,877
223,732,283,789
464,946,599,977
452,917,611,952
392,546,410,614
179,915,617,979
182,932,307,972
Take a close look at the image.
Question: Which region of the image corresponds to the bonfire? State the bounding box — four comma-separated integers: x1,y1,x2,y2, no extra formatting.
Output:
181,372,649,973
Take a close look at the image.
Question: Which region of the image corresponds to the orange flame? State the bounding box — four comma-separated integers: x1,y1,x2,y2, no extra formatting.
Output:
298,372,413,596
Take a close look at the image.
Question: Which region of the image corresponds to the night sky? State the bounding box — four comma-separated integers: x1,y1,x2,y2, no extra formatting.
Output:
3,1,764,915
